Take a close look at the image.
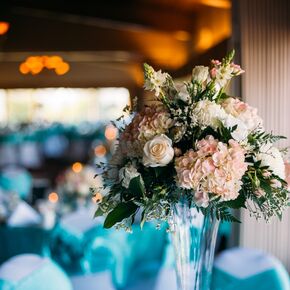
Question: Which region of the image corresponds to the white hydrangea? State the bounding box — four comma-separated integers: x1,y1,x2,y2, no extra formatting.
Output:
192,100,227,129
119,164,141,188
223,114,249,142
256,145,285,179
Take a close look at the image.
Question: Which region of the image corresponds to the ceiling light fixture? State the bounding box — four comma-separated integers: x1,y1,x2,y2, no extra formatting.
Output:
19,55,70,75
0,22,9,35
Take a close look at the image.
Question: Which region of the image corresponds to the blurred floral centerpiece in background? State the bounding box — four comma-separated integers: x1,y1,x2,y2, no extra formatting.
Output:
93,50,289,290
57,165,98,214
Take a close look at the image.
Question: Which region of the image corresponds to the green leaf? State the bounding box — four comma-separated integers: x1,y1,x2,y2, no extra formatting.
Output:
129,176,146,198
223,194,246,209
222,49,235,65
104,202,138,229
140,209,146,230
260,180,272,196
153,167,167,178
94,206,105,218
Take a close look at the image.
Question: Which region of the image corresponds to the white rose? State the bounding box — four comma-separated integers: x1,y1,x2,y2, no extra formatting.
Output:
119,164,140,188
192,66,209,83
194,191,209,208
143,134,174,167
256,145,285,179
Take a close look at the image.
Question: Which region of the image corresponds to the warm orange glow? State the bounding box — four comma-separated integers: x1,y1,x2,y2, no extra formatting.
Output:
200,0,231,9
174,30,191,42
105,125,118,141
0,22,10,35
19,56,70,75
48,192,59,203
197,28,214,50
19,63,30,75
129,65,144,87
55,62,70,75
72,162,83,173
92,192,103,203
94,144,107,157
45,56,63,69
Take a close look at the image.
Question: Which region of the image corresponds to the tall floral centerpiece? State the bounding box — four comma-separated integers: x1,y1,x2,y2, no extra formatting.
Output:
94,51,289,290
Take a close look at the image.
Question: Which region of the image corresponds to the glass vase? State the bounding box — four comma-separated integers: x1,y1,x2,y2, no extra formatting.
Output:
170,198,220,290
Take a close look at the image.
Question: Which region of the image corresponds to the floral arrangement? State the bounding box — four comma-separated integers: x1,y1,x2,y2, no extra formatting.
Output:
56,165,99,212
94,51,289,230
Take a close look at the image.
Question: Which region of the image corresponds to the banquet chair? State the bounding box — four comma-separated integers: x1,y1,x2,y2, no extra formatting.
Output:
51,207,102,273
0,134,20,168
0,167,32,200
0,226,51,264
0,254,72,290
211,247,290,290
82,223,167,289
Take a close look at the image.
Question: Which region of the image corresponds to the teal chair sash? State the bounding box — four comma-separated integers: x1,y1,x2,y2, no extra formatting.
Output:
212,267,290,290
211,248,290,290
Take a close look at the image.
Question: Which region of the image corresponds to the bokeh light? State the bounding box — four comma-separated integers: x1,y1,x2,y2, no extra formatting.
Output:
94,144,107,157
105,125,118,141
0,22,10,35
19,63,30,75
45,56,63,69
72,162,83,173
19,56,70,75
48,192,59,203
55,62,70,75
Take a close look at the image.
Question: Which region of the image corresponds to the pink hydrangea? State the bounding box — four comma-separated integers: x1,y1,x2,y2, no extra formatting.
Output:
119,105,173,157
175,135,248,201
222,97,263,132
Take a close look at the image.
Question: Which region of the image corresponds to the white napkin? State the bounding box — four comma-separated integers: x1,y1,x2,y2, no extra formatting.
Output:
8,201,41,227
61,207,101,234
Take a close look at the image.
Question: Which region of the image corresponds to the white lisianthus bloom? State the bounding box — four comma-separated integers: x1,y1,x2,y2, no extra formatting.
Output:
175,82,190,102
192,66,209,83
143,134,174,167
256,145,285,179
119,164,141,188
223,115,249,142
144,69,168,97
214,66,233,87
192,100,227,130
194,191,209,208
